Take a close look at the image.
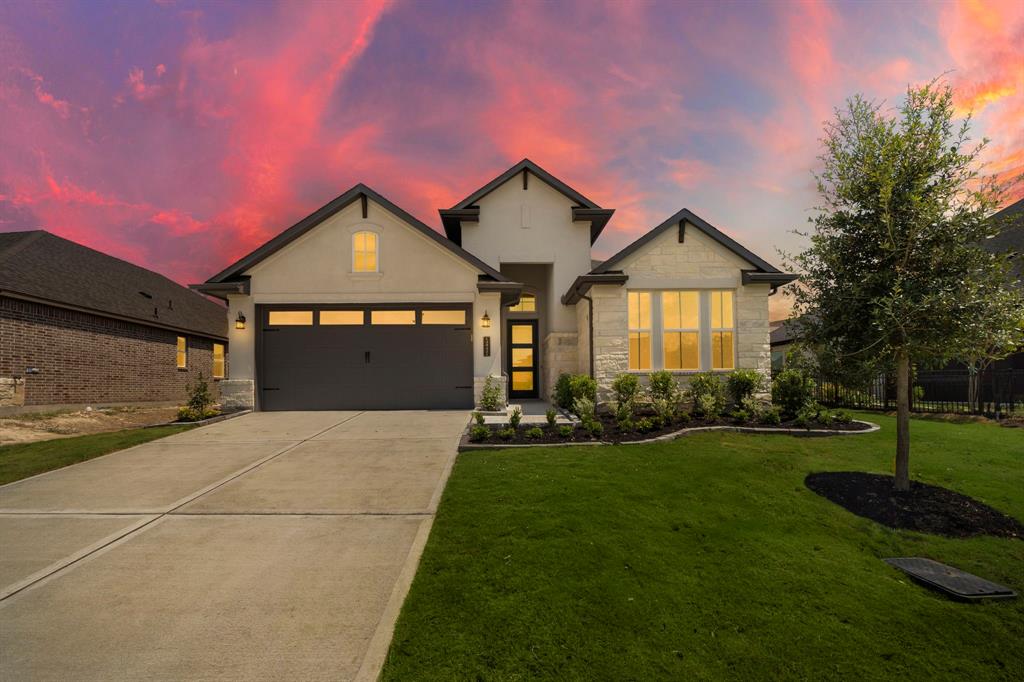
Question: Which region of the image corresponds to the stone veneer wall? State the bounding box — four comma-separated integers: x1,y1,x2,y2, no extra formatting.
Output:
542,332,578,402
575,300,591,375
587,226,773,404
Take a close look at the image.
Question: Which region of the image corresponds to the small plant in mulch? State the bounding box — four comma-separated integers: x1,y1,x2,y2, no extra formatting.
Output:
177,374,220,422
469,425,490,443
509,407,523,429
525,426,544,440
558,424,574,439
805,471,1024,539
545,409,558,427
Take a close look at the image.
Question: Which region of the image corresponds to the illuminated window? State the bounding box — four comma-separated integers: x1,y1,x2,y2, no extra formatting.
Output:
710,291,735,370
511,371,534,392
268,311,313,326
176,336,187,369
628,292,651,370
320,310,363,325
508,294,536,312
212,343,225,378
663,291,700,370
421,310,466,325
353,231,378,272
371,310,415,325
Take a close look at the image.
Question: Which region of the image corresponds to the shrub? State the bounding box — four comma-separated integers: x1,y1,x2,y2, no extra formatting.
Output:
469,425,490,442
726,369,764,404
572,396,596,424
185,373,213,414
553,373,596,410
611,374,641,412
526,426,544,439
652,397,676,425
648,370,681,404
732,408,751,424
479,376,503,411
772,369,816,416
472,411,485,426
689,372,726,419
617,418,635,433
762,407,782,425
558,424,574,439
676,411,691,425
545,409,557,427
587,421,604,438
637,417,654,433
832,409,853,424
794,402,822,429
509,406,522,429
498,427,516,441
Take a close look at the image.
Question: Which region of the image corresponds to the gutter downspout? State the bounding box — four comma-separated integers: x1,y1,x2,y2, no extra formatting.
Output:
580,292,595,378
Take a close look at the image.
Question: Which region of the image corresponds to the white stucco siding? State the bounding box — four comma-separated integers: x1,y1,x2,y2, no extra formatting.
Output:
224,197,498,391
589,224,773,401
460,177,592,333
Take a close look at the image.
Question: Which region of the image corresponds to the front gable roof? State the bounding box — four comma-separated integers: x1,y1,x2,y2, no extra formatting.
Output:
592,207,793,280
202,183,508,285
440,159,614,245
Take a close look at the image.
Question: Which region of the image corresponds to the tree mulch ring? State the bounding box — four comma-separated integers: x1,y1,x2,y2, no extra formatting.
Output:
805,472,1024,539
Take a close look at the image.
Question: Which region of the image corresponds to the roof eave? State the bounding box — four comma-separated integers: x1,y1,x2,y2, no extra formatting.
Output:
189,278,251,301
561,272,629,305
572,207,615,244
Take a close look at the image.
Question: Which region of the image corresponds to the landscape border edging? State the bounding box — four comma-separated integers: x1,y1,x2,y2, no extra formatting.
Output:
458,420,880,452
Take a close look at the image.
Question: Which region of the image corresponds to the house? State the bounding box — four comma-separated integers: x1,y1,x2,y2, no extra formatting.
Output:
770,318,800,372
193,159,796,411
0,230,227,410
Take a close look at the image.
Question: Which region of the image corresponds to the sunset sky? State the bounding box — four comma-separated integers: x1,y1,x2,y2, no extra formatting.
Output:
1,0,1021,320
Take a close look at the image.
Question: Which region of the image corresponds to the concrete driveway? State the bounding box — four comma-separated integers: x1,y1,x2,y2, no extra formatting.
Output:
0,410,467,681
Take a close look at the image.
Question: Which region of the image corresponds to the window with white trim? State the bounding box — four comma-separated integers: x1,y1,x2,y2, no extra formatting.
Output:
352,231,378,272
628,291,651,370
710,291,735,369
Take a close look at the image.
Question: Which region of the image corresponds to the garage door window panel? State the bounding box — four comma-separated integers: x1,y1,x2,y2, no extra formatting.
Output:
268,311,313,326
421,310,466,325
320,310,364,325
371,310,416,325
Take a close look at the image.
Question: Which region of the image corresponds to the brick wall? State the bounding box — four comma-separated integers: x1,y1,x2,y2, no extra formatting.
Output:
1,297,224,407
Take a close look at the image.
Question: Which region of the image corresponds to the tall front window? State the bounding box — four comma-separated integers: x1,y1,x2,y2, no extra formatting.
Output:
212,343,225,379
176,336,187,369
710,291,735,369
662,291,700,370
353,231,378,272
628,292,651,370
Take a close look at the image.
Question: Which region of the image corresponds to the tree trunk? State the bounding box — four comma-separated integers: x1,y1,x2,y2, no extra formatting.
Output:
894,350,911,491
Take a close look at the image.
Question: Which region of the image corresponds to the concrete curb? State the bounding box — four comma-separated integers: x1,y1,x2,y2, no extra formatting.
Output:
458,420,880,452
148,409,252,429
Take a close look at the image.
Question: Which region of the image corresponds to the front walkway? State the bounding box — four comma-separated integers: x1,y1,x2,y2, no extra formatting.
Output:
0,410,468,681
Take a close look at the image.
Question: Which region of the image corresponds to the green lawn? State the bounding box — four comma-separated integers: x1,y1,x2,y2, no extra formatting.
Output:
383,413,1024,680
0,425,193,485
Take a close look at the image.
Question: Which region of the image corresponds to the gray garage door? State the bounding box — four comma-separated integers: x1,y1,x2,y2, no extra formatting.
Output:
257,304,473,411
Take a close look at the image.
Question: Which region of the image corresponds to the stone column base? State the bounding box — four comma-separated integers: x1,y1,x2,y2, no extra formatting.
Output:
219,379,255,411
0,377,26,407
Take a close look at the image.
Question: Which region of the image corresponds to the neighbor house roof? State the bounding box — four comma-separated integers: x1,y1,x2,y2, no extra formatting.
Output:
984,197,1024,281
200,183,511,289
770,319,800,347
440,159,614,245
0,230,226,339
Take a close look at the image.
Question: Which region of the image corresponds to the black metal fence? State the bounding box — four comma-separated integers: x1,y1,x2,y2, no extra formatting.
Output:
815,368,1022,417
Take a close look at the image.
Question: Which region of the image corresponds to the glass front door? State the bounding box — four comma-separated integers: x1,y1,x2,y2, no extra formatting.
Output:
507,320,539,399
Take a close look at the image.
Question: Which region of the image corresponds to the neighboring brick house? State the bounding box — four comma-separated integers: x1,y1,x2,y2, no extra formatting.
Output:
1,230,227,410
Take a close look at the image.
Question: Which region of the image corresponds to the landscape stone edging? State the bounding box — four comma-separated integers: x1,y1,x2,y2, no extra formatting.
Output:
458,419,880,452
147,409,252,429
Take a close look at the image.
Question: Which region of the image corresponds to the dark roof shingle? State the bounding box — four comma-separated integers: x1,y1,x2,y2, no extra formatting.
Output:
0,230,226,339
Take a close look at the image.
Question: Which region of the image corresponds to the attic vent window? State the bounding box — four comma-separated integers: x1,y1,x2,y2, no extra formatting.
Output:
138,291,153,299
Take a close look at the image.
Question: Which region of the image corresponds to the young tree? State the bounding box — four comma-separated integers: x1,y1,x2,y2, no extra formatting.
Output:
788,80,1023,491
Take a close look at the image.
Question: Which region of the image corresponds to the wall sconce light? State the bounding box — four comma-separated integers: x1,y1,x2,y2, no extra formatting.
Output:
235,311,247,330
480,311,491,328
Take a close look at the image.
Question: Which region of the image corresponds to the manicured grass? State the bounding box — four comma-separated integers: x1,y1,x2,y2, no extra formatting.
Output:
0,425,193,485
384,413,1024,680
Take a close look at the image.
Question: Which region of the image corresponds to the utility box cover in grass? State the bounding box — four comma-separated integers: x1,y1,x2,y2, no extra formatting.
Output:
884,557,1017,601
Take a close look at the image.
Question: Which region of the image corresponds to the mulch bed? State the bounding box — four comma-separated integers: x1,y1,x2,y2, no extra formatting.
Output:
467,413,872,447
805,471,1024,539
